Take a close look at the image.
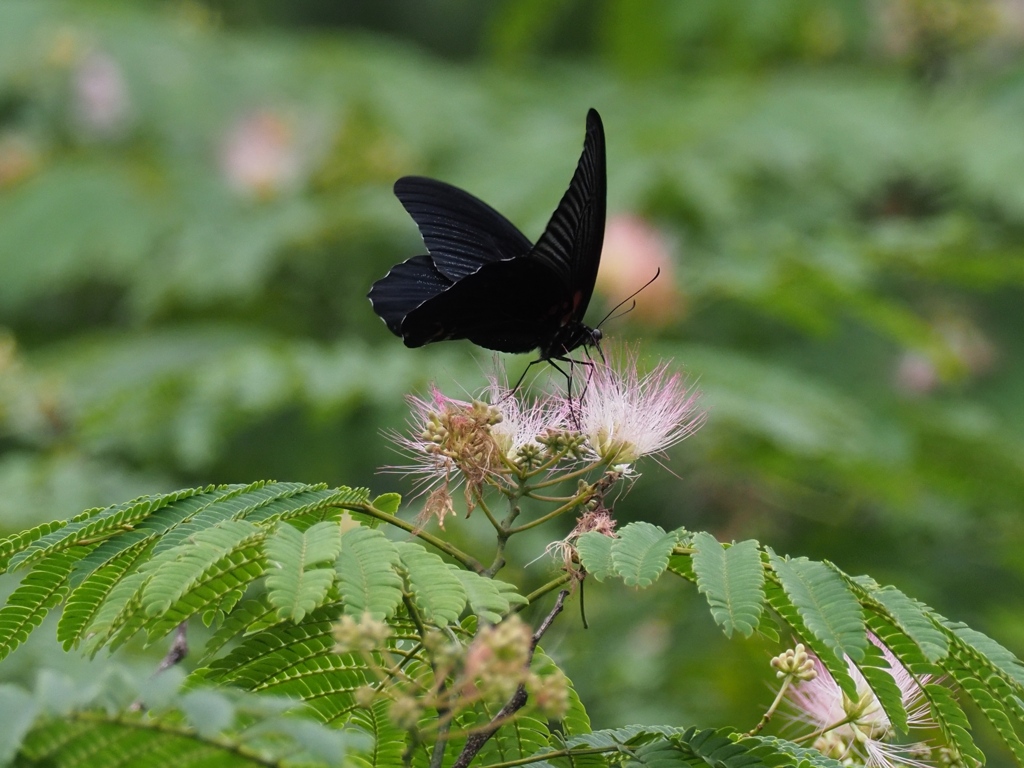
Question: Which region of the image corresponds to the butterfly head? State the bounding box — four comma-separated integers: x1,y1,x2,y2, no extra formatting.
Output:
541,322,602,362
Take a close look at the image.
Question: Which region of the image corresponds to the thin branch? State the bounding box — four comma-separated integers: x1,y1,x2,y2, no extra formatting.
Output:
473,491,503,532
524,460,605,491
482,745,616,768
451,590,570,768
506,494,588,534
341,502,485,573
520,573,573,608
744,676,792,737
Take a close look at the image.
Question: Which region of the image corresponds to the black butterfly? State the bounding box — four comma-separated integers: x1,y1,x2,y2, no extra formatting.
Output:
368,109,606,374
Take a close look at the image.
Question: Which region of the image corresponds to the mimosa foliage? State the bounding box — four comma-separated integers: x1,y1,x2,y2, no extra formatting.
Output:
0,485,1022,766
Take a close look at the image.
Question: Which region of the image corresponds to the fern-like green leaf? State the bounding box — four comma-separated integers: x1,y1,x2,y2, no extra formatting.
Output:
610,522,677,588
141,520,263,617
395,541,466,626
941,629,1024,764
11,667,364,767
265,521,342,623
195,606,371,724
0,520,68,574
70,490,230,584
945,621,1024,691
577,532,616,581
244,484,362,525
0,551,81,662
630,738,691,768
474,708,551,767
452,569,528,623
10,486,214,572
948,657,1024,764
81,570,149,655
922,681,985,766
768,552,866,663
57,539,154,650
150,481,306,554
372,493,402,516
561,726,839,768
855,579,948,663
691,533,764,639
349,700,406,768
744,735,845,767
335,527,403,620
199,597,280,663
140,546,265,643
763,578,859,700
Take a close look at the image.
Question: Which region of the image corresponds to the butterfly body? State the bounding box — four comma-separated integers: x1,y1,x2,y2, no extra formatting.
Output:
368,109,606,364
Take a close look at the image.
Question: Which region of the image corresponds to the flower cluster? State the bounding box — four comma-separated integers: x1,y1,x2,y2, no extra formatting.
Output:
784,638,937,768
335,613,568,732
389,350,704,529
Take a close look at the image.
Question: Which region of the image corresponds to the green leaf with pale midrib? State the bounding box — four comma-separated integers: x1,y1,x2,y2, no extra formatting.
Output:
334,527,403,620
691,533,764,639
452,569,527,624
395,540,466,626
768,552,866,663
610,522,677,588
265,521,342,623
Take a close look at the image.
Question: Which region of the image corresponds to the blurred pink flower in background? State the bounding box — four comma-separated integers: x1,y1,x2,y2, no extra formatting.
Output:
596,214,683,328
72,50,131,138
894,310,997,397
894,352,939,396
220,111,303,199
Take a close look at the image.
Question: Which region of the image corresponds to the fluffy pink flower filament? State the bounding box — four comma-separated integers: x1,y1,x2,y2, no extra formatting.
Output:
485,374,570,474
786,641,936,768
579,351,705,466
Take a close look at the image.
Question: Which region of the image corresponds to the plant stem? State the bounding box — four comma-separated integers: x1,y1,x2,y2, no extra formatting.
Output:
474,492,503,532
523,492,573,503
345,502,485,573
524,460,605,491
744,676,791,737
482,746,615,768
795,713,857,745
507,494,587,534
520,573,573,607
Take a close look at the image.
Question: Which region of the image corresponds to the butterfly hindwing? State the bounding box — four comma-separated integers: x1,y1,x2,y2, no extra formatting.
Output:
401,258,568,353
394,176,532,282
367,254,452,338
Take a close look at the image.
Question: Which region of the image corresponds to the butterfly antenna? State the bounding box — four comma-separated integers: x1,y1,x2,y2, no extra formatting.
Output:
595,268,662,330
605,299,636,325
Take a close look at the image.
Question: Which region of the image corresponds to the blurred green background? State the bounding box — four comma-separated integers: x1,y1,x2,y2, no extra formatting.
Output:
2,0,1024,761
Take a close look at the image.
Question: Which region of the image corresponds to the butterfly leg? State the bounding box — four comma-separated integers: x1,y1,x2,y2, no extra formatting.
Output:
504,357,548,401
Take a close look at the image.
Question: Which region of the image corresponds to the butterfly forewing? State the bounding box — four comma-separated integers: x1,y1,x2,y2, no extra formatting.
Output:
394,176,532,282
527,108,606,315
